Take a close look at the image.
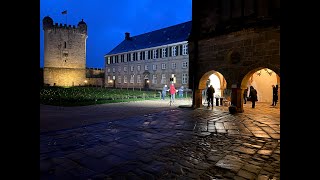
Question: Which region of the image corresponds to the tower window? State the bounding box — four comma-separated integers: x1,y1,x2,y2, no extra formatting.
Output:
64,42,67,48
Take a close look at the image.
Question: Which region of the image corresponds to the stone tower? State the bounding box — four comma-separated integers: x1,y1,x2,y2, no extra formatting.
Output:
42,16,88,86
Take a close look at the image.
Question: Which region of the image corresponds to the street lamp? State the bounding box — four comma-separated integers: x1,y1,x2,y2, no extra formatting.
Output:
84,80,88,86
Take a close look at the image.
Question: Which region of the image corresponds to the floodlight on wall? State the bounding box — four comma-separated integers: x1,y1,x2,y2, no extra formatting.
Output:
256,70,262,76
264,68,273,76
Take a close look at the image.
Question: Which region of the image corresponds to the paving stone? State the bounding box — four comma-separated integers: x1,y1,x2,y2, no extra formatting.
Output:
233,146,256,155
215,155,244,173
237,169,256,179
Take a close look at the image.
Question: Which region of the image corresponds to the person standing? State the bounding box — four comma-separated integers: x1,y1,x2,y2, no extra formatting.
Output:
169,84,177,102
161,85,168,100
243,87,248,104
249,86,258,108
178,86,184,98
271,84,279,106
206,85,215,108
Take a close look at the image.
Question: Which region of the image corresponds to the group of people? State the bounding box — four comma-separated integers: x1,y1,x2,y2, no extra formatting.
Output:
243,84,279,108
161,84,184,102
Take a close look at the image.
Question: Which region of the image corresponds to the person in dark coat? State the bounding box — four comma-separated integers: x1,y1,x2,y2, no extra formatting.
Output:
249,86,258,108
271,84,279,106
161,85,168,100
206,85,215,108
243,87,248,104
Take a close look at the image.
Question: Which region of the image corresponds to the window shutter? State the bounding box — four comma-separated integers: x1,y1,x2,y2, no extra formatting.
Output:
160,49,162,58
148,51,151,59
169,47,171,57
180,45,183,55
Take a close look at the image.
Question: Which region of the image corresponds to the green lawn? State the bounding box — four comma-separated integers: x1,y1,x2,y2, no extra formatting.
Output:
40,86,162,106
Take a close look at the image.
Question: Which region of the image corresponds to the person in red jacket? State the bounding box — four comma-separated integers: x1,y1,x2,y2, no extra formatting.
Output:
169,84,177,102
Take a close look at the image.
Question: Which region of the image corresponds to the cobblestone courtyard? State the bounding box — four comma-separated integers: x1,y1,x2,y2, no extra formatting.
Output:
40,99,280,180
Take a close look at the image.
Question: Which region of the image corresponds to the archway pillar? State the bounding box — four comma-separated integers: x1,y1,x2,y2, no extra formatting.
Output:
193,89,203,108
231,84,244,113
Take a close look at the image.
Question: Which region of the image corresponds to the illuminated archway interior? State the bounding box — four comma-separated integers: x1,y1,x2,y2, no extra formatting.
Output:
246,68,279,103
208,74,221,97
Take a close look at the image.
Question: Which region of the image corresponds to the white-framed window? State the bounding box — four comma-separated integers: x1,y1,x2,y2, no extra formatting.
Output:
107,57,111,64
137,65,141,71
172,46,177,56
137,75,141,83
152,64,157,70
118,76,121,84
145,65,148,70
182,61,188,68
118,67,121,72
171,62,176,69
161,74,166,84
182,44,188,55
124,75,127,83
153,49,157,59
131,53,134,61
124,66,127,72
137,52,141,60
145,51,148,60
182,73,188,84
112,75,116,80
130,66,134,72
124,54,127,62
130,75,134,83
152,74,157,84
112,68,115,72
161,63,166,70
107,68,110,73
162,48,166,58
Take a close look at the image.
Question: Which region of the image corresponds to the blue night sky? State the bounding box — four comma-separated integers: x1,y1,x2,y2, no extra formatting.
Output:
40,0,192,68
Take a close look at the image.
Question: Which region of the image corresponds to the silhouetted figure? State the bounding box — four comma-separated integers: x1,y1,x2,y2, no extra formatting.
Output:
243,87,248,104
206,85,215,108
271,84,279,106
249,86,258,108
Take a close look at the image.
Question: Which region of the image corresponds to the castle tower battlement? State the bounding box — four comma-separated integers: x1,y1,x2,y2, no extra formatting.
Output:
42,16,88,87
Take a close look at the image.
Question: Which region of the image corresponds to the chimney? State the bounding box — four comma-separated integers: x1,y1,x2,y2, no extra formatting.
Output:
125,32,130,40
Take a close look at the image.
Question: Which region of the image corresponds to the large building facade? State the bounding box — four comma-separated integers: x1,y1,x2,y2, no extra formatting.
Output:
42,16,104,87
104,21,191,90
189,0,280,112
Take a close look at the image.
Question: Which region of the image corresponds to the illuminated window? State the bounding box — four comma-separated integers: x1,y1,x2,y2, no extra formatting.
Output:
152,64,157,70
130,75,134,83
145,65,148,70
137,65,141,71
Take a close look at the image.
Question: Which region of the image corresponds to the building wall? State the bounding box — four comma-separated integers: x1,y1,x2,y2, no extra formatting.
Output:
105,42,189,90
44,67,86,86
195,27,280,84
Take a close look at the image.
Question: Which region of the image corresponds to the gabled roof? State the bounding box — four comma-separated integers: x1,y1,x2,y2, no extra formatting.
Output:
106,21,192,56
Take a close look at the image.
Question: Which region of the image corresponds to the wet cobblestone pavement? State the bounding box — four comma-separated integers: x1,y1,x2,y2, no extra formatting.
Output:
40,100,280,180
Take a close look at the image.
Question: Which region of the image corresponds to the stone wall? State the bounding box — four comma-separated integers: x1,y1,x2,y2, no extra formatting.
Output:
43,67,86,86
191,26,280,89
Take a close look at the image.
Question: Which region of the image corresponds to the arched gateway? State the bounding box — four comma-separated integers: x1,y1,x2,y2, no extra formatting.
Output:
188,0,280,113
